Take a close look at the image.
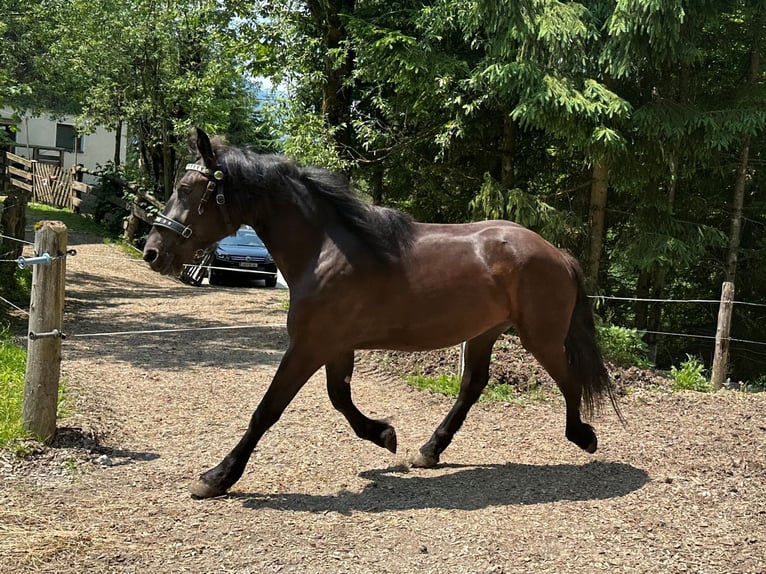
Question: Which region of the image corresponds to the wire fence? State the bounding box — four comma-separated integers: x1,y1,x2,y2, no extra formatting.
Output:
1,246,765,355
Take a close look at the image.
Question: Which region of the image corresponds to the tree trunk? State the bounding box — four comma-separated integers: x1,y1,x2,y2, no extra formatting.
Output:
308,0,356,160
161,119,174,200
500,113,516,188
113,120,123,167
725,134,751,282
370,163,384,205
634,270,651,331
725,43,760,282
586,161,608,290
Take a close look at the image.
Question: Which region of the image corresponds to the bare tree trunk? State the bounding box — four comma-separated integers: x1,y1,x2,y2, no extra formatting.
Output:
725,44,760,282
586,161,608,290
308,0,356,161
725,134,751,282
161,119,173,200
113,120,123,167
500,113,516,188
370,163,384,205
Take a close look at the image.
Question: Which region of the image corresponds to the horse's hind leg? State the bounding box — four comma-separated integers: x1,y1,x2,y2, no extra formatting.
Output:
325,351,397,453
412,325,508,468
524,337,598,453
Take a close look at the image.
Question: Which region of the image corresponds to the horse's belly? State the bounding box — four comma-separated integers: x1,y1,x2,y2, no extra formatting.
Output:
356,293,510,351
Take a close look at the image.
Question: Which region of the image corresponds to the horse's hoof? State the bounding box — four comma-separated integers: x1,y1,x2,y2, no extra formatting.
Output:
410,452,439,468
567,423,598,454
381,427,397,454
189,479,227,499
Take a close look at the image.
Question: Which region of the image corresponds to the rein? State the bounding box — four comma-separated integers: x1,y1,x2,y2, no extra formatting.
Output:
152,162,234,239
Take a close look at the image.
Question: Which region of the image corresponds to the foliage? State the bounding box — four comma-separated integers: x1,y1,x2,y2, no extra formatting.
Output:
2,0,277,199
597,325,652,368
742,375,766,394
670,355,712,392
2,0,765,381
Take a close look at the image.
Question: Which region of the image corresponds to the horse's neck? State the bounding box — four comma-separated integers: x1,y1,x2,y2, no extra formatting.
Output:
244,195,325,287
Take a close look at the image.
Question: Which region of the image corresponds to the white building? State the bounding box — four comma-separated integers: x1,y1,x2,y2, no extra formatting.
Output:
1,108,127,177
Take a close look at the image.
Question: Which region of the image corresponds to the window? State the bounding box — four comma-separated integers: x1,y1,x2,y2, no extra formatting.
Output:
55,124,84,153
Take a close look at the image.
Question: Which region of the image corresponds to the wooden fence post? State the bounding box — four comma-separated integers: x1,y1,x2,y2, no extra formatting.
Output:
21,221,68,444
711,281,735,390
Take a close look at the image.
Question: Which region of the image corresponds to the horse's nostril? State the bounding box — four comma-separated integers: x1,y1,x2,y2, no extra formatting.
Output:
143,248,158,264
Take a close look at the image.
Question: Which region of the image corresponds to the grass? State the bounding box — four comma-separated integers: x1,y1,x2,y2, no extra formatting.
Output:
406,372,549,404
26,202,110,236
0,330,26,448
0,329,70,449
407,373,462,396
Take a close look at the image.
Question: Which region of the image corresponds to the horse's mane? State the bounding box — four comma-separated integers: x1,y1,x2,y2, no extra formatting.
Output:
214,141,415,260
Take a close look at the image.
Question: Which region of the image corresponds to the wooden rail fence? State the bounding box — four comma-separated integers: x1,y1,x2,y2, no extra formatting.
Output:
2,149,164,247
1,150,88,210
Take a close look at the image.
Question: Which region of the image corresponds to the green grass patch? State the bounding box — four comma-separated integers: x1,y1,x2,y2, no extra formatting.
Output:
0,330,26,447
407,373,461,396
406,372,548,404
27,202,109,236
27,202,139,257
108,238,144,259
0,329,70,448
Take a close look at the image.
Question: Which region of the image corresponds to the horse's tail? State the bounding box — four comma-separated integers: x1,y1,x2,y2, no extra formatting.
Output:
564,257,624,423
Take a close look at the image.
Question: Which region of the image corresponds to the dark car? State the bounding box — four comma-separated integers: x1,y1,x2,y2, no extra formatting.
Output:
208,226,278,287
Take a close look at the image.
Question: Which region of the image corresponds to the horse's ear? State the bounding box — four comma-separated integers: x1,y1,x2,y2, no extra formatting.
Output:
193,127,216,167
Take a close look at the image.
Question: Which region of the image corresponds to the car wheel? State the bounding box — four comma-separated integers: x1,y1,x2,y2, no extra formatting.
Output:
209,269,222,285
264,275,277,288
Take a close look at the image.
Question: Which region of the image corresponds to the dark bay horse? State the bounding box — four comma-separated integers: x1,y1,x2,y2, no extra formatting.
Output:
143,128,621,498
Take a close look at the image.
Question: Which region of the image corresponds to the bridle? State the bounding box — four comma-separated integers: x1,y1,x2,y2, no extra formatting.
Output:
152,162,235,239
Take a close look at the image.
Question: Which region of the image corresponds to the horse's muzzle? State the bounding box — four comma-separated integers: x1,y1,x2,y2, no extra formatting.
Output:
142,246,179,276
142,247,159,265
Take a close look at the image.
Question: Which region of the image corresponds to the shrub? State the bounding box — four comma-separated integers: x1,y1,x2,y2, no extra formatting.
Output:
670,355,711,392
741,375,766,393
597,325,651,368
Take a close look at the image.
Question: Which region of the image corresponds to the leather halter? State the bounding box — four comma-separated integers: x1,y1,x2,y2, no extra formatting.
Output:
151,162,233,239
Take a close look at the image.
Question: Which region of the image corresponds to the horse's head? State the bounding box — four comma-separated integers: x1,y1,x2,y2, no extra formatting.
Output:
143,128,238,276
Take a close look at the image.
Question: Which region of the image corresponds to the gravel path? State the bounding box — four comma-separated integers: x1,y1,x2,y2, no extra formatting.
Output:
1,230,765,573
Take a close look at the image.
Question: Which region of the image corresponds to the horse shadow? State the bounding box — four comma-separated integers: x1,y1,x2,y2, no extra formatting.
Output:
237,460,649,514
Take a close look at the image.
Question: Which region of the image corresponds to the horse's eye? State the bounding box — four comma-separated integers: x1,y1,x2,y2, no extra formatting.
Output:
178,185,192,195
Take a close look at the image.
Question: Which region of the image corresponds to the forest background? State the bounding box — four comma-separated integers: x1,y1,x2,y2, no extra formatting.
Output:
1,0,764,383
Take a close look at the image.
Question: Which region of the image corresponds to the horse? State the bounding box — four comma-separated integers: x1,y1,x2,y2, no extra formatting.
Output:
143,128,621,499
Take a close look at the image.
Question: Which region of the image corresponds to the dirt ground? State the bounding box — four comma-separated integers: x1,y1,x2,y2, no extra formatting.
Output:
1,229,765,574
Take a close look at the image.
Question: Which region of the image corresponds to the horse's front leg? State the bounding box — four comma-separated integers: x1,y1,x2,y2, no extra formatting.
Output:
325,351,397,453
190,345,323,499
412,326,506,468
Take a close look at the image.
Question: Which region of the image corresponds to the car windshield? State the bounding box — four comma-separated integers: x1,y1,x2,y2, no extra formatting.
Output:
219,228,265,248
